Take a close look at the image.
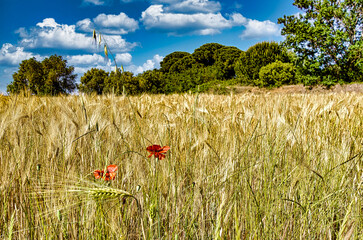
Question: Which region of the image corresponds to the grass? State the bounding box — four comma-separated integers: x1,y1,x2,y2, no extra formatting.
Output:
0,92,362,239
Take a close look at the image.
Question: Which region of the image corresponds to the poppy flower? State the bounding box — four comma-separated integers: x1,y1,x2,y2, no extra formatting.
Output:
94,164,118,181
94,169,104,179
146,145,170,160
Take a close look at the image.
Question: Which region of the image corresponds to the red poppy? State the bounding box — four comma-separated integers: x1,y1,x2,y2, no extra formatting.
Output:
94,169,104,179
94,164,118,181
146,145,170,160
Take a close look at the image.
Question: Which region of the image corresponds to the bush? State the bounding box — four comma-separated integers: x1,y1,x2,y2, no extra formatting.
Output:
257,61,296,88
235,42,291,84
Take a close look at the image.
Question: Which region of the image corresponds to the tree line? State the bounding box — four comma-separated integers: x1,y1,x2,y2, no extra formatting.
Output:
7,0,362,95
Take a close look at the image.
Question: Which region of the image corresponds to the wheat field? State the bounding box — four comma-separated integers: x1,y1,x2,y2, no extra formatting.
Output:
0,92,362,239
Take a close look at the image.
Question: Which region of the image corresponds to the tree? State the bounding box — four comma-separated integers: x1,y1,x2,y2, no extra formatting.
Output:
8,57,44,94
169,55,203,73
7,55,77,95
104,69,140,95
214,46,243,79
192,43,225,66
235,41,290,84
160,52,190,73
138,70,165,94
78,68,109,94
278,0,363,83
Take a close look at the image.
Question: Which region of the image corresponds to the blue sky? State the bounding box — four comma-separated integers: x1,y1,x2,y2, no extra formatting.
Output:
0,0,299,92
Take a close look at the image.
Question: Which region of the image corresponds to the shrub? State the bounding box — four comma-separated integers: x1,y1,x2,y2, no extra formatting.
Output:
258,61,296,88
235,42,291,84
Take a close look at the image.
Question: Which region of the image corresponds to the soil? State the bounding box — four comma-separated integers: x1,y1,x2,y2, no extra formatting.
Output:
231,83,363,94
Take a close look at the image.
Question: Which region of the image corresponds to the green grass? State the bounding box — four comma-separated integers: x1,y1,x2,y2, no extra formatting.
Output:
0,92,362,239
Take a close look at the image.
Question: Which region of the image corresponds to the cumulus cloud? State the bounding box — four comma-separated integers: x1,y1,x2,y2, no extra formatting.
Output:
239,19,281,39
0,43,42,66
127,54,163,75
76,12,139,35
141,4,280,38
66,53,132,78
18,18,137,52
66,53,107,66
165,0,221,13
83,0,108,5
229,13,248,26
115,53,133,65
93,13,139,34
76,18,94,32
141,5,238,35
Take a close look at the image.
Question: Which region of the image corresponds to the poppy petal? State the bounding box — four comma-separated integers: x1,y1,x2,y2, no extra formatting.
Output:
159,146,170,154
147,145,162,152
109,172,117,180
107,164,118,173
94,170,103,179
104,172,111,181
155,153,166,160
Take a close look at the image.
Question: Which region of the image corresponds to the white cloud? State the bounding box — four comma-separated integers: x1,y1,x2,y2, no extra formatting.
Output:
239,19,280,39
0,43,42,66
36,18,59,28
127,54,163,74
66,53,107,66
115,53,132,65
19,18,137,52
229,13,248,26
141,4,280,39
76,18,94,32
141,5,240,35
76,13,139,35
65,53,132,81
83,0,107,5
166,0,221,13
93,12,139,34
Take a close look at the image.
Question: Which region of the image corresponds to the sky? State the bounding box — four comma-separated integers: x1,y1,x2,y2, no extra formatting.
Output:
0,0,299,93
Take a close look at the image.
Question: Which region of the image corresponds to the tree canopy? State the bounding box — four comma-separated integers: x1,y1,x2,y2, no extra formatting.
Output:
278,0,363,83
78,68,108,94
235,41,291,84
160,51,190,73
8,55,77,95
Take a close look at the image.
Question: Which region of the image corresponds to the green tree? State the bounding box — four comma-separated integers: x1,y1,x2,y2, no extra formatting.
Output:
104,70,140,95
8,57,44,94
169,55,203,73
7,55,77,95
41,55,77,95
278,0,363,83
214,46,243,79
160,52,190,73
235,41,290,84
78,68,109,94
192,43,225,66
138,70,165,94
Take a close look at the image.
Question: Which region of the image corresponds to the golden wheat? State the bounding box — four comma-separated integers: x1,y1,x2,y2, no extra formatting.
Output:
0,92,362,239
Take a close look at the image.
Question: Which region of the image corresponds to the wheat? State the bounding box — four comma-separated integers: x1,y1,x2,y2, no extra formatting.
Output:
88,187,133,200
0,93,362,239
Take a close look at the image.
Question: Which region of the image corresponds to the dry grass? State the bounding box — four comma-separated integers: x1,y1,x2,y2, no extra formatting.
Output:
0,92,362,239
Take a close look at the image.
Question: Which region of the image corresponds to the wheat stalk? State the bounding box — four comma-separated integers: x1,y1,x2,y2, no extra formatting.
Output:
87,187,133,200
